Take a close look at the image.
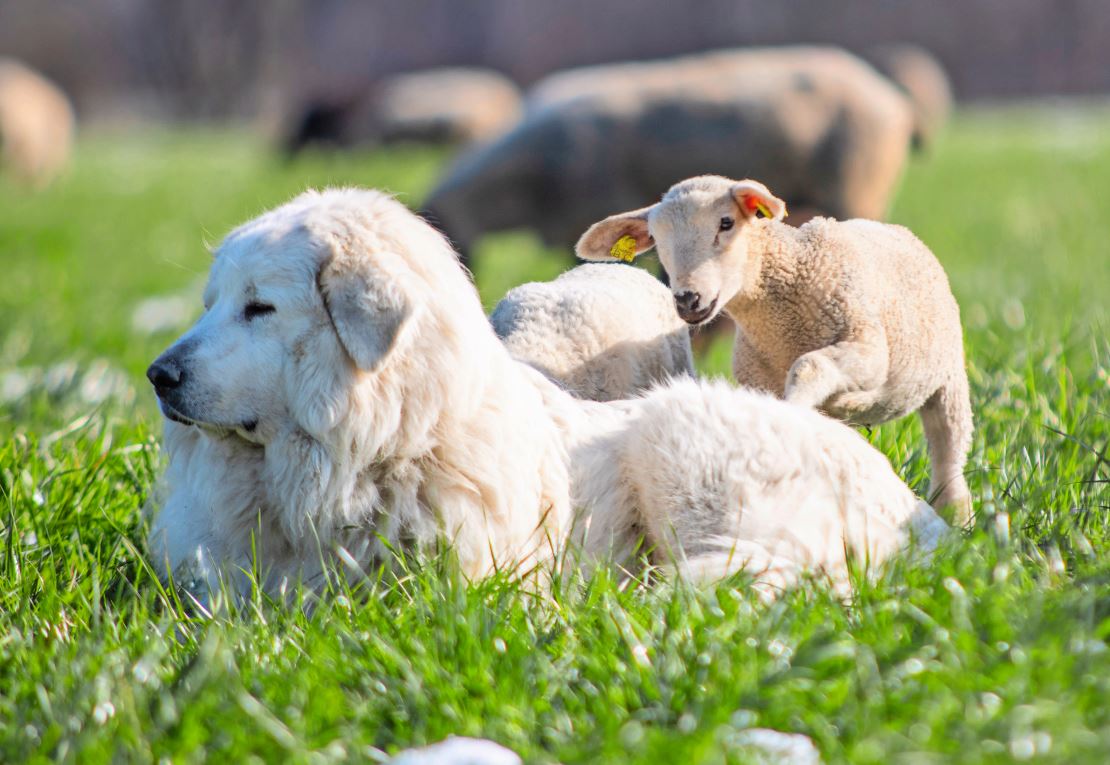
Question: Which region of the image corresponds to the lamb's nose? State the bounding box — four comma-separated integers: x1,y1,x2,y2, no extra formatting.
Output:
146,357,184,391
674,290,702,315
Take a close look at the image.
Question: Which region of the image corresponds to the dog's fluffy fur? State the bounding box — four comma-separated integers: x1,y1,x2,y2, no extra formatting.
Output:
147,189,572,597
146,188,946,602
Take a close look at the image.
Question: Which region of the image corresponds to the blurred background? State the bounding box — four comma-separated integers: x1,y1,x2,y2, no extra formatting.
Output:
3,0,1110,122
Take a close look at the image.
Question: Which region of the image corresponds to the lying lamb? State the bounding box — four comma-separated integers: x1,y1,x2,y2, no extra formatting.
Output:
490,263,694,401
577,175,973,525
145,187,947,605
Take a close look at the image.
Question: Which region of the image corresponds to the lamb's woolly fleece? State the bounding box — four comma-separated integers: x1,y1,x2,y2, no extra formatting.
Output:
147,187,947,603
491,263,694,401
731,215,972,522
579,174,973,524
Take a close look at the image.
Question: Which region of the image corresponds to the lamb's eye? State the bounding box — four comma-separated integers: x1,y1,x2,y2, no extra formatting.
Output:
719,216,734,232
243,302,276,321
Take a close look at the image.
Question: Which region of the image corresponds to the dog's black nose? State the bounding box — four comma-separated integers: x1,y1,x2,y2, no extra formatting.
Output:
147,357,184,391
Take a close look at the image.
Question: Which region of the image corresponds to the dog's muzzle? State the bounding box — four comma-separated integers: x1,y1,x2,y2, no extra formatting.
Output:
147,353,196,424
147,356,185,394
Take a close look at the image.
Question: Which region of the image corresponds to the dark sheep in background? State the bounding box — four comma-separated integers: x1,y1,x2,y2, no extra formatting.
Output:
422,46,918,266
284,67,521,154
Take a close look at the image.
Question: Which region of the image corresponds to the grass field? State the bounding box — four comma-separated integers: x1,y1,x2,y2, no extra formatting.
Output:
0,105,1108,763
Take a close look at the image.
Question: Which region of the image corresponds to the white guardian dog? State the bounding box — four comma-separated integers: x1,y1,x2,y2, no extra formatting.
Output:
146,188,946,603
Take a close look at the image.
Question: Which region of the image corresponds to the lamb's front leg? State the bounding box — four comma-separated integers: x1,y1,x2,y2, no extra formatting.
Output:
783,329,889,415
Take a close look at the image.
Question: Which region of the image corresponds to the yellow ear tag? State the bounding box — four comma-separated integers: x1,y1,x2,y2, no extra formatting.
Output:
610,235,638,263
755,202,774,219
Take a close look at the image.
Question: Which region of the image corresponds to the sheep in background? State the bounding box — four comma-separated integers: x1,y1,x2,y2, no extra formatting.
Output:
491,263,694,402
0,59,74,189
422,46,915,266
865,43,953,151
577,175,973,525
284,67,521,154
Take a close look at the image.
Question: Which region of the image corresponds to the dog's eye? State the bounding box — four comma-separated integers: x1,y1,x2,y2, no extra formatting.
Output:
719,216,734,232
243,302,276,321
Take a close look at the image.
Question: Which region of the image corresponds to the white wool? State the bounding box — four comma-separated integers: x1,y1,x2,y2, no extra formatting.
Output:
491,263,693,401
578,174,974,525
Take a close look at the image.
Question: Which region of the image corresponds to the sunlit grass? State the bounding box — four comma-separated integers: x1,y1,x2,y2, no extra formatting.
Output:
0,108,1107,763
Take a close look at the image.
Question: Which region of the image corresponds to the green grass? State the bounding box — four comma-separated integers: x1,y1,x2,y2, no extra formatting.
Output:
0,108,1108,763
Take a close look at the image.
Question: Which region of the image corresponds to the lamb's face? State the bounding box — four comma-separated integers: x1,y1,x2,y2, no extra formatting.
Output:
574,176,786,326
651,190,751,325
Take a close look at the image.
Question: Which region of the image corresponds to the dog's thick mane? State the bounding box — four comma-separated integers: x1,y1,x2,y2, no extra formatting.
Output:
152,189,571,591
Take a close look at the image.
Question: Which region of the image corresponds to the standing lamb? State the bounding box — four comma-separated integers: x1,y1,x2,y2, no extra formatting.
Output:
490,263,694,401
0,59,74,189
422,46,914,266
576,175,973,525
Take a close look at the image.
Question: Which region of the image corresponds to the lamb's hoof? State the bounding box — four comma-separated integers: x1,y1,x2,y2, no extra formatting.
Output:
933,490,973,529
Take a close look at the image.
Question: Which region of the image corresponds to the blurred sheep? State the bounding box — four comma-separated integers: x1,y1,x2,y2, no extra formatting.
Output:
422,46,915,266
491,263,694,401
865,43,953,150
284,67,521,153
0,59,74,188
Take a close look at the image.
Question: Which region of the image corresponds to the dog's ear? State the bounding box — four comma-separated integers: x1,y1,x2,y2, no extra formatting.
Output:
318,249,417,372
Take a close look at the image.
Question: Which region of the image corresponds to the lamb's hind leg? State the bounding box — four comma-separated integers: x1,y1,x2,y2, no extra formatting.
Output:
919,374,974,527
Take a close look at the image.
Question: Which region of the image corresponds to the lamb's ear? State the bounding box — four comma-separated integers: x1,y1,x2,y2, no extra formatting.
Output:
318,250,417,372
731,180,787,221
575,205,656,263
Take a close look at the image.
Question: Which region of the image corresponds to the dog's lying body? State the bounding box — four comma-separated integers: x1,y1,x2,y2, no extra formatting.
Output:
146,188,946,603
533,374,945,596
